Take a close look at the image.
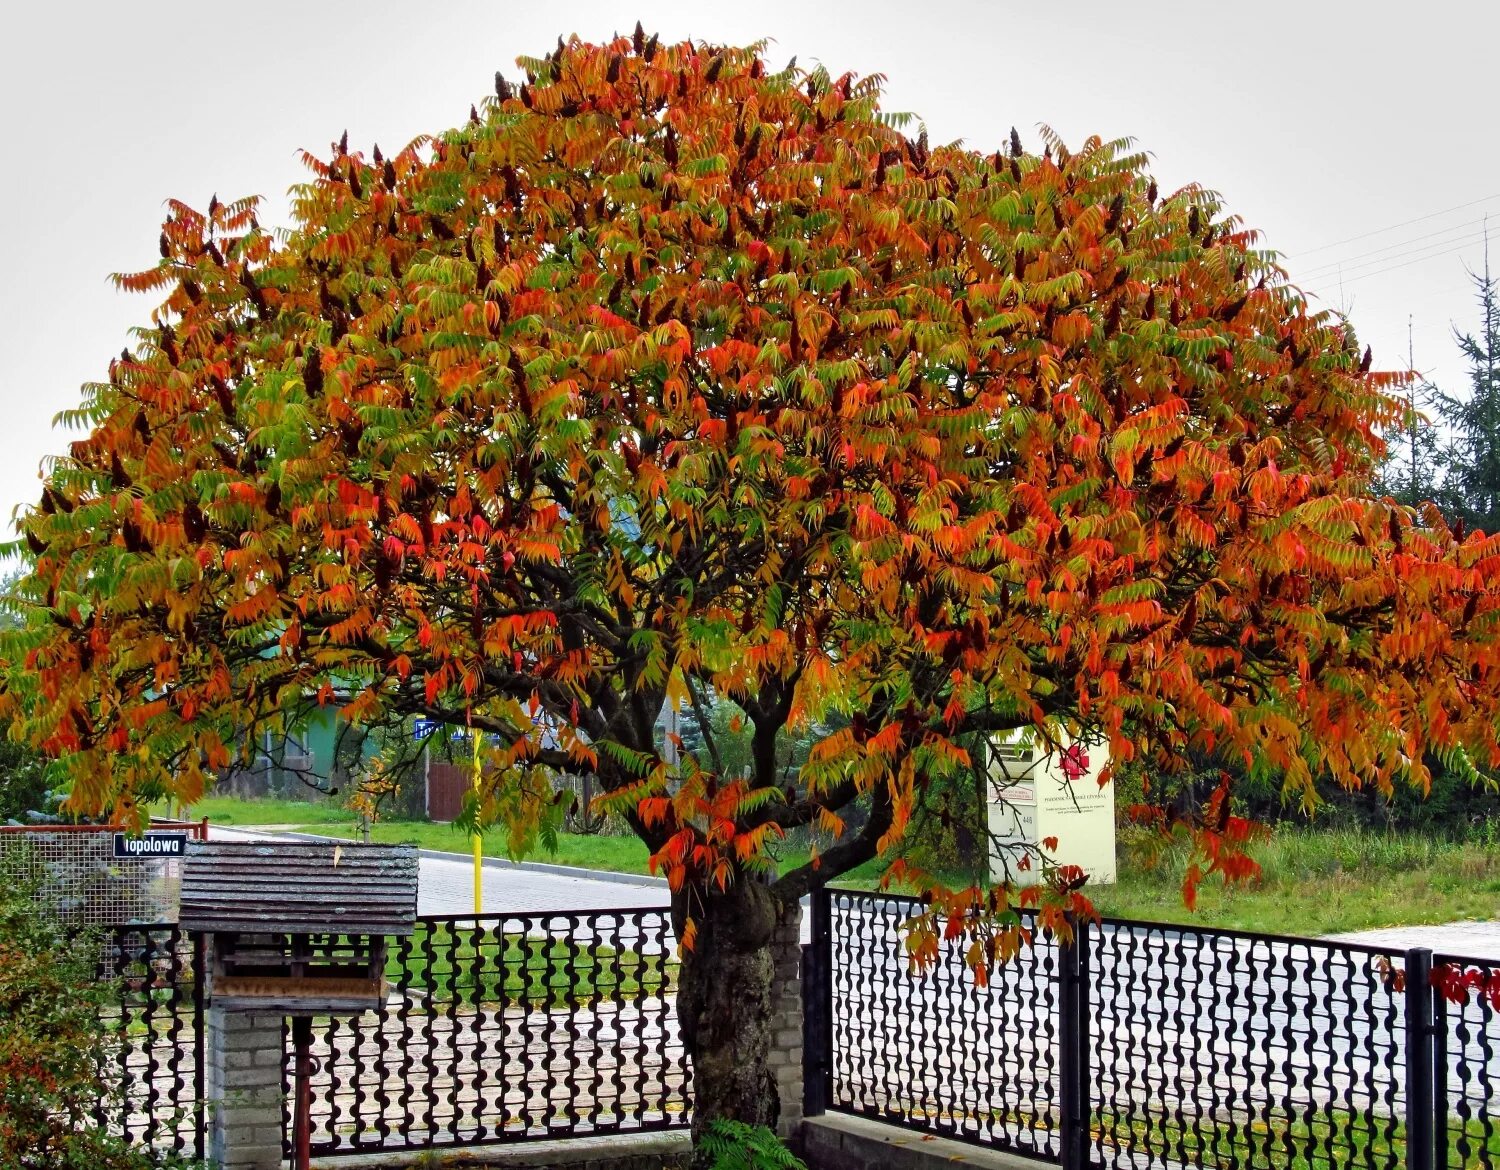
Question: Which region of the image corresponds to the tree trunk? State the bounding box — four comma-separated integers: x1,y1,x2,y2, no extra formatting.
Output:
676,877,784,1151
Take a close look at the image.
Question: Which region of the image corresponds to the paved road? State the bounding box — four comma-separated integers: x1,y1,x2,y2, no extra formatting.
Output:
207,824,670,917
1329,919,1500,961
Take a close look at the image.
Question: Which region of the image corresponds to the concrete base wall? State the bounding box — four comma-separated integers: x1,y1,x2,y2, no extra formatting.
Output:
308,1131,691,1168
802,1114,1050,1170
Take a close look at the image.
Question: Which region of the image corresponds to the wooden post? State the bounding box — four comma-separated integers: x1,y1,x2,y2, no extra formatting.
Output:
292,1015,312,1170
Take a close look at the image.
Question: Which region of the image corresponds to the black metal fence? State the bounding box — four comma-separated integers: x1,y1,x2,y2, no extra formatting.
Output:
96,894,1500,1169
808,889,1500,1170
812,889,1064,1156
285,908,689,1156
1433,953,1500,1169
97,924,204,1163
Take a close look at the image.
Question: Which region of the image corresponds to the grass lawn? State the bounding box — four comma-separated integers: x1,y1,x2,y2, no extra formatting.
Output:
162,794,355,826
310,820,893,886
942,1105,1499,1169
185,796,1500,937
1087,826,1500,936
1088,1105,1500,1169
302,817,656,875
391,922,674,1007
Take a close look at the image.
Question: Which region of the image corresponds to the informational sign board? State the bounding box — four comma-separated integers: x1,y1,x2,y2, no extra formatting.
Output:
413,718,440,738
112,831,189,859
985,732,1116,886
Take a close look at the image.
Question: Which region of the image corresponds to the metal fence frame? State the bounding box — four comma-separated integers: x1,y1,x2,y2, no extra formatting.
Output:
97,923,205,1163
807,888,1500,1170
1431,952,1500,1170
286,908,691,1157
97,892,1500,1169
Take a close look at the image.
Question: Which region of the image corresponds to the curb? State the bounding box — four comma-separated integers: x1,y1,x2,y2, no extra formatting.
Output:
219,825,670,889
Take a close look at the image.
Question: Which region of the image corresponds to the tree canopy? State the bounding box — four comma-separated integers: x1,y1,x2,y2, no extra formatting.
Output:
6,30,1500,968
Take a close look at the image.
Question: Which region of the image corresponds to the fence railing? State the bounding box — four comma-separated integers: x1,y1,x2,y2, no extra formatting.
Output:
813,888,1064,1157
97,924,204,1163
94,891,1500,1169
284,908,690,1156
1087,918,1409,1169
810,888,1500,1170
1432,953,1500,1169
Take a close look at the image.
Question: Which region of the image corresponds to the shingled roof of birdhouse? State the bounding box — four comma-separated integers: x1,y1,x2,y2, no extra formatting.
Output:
179,841,418,936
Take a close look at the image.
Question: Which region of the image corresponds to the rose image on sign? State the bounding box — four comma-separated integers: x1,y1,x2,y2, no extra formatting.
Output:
1059,745,1091,783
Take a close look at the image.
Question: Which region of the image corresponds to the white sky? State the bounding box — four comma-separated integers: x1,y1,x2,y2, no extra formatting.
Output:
3,0,1495,533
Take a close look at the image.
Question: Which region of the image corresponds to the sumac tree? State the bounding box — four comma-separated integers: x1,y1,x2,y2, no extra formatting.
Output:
7,31,1500,1138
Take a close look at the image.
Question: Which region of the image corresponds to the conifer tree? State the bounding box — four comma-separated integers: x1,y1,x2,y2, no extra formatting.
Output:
1376,319,1443,509
1436,250,1500,532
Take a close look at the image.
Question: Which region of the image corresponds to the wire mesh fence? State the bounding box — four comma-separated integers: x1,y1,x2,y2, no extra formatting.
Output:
0,822,204,926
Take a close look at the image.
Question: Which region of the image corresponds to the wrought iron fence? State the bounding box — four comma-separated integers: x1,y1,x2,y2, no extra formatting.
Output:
812,889,1500,1170
286,908,690,1156
1433,952,1500,1169
94,892,1499,1168
1087,919,1407,1169
819,889,1063,1158
97,923,204,1162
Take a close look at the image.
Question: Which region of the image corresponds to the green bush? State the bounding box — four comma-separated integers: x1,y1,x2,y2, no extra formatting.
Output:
1115,749,1500,842
0,849,196,1169
698,1119,807,1170
0,736,56,823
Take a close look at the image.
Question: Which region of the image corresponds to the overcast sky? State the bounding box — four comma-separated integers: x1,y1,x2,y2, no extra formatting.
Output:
2,0,1495,534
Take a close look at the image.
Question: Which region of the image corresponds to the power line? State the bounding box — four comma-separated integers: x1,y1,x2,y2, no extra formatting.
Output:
1295,217,1495,280
1305,236,1488,289
1297,227,1493,283
1293,193,1500,258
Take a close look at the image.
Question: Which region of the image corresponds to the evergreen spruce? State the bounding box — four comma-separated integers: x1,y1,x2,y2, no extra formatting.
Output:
1376,317,1444,509
1435,244,1500,532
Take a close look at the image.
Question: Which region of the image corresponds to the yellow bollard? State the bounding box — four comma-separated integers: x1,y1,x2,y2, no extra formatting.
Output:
472,726,483,916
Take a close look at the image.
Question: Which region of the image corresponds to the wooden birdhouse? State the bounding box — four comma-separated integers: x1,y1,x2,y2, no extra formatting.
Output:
179,841,418,1015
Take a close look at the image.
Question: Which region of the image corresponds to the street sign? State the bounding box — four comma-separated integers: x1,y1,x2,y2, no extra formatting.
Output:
112,832,189,859
413,718,440,738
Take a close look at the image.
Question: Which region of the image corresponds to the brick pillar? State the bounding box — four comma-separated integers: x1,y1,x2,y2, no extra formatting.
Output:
206,1008,284,1170
768,898,804,1139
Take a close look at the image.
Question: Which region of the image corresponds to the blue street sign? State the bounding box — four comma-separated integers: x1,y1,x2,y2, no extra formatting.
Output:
413,718,440,738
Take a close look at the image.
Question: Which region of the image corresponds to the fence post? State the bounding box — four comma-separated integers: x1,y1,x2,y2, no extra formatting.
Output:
193,931,207,1164
1405,947,1435,1170
1058,917,1091,1170
802,888,833,1117
1432,987,1448,1170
